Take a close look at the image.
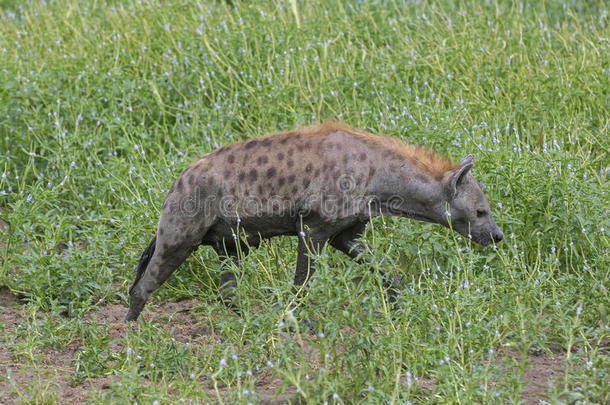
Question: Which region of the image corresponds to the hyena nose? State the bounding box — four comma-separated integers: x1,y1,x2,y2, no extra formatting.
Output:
493,231,503,243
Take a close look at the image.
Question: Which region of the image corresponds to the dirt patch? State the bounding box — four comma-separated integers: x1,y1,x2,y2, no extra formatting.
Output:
258,376,299,404
0,287,19,307
401,348,566,403
510,349,565,404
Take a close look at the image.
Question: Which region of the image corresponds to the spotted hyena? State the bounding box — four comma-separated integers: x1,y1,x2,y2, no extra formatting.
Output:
125,122,503,321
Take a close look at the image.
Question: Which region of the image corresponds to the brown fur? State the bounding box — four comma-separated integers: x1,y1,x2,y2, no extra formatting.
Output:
263,121,459,176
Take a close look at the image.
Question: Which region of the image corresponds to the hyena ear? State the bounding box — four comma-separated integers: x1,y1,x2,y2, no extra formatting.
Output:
445,155,475,201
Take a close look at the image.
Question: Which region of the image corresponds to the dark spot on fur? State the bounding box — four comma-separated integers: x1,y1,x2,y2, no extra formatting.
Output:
415,173,428,182
188,175,196,186
162,247,174,259
159,228,165,236
279,137,288,144
287,148,294,157
245,140,258,150
228,154,235,164
359,152,366,161
368,167,376,177
238,172,246,182
224,169,230,178
257,155,268,165
261,138,272,147
356,174,364,184
278,177,285,187
230,186,236,195
343,153,350,164
302,179,310,188
248,168,258,182
287,174,296,183
266,167,277,178
304,142,311,150
257,184,264,194
277,152,284,161
292,186,298,194
287,160,294,168
176,178,184,192
305,163,313,172
314,169,320,177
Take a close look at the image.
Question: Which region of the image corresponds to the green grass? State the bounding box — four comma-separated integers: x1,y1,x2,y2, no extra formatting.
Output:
0,0,609,403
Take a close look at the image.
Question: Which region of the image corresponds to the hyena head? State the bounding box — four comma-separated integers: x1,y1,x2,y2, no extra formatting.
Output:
442,155,503,246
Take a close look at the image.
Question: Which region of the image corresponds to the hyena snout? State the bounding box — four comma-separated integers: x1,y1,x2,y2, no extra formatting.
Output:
478,224,503,246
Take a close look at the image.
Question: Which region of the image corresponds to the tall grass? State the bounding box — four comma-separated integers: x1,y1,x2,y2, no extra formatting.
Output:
0,0,608,403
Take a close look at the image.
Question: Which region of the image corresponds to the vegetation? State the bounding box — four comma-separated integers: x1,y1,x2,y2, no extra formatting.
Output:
0,0,608,403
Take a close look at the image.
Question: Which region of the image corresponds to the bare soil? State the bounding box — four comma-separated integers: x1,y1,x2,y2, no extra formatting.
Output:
0,295,569,404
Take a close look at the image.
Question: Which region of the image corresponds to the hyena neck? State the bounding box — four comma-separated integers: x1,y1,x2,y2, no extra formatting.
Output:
366,164,447,225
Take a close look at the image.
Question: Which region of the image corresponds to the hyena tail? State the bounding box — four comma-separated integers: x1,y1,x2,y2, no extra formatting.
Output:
129,235,157,295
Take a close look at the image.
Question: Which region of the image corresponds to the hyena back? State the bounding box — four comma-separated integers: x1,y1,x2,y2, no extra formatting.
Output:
125,122,503,321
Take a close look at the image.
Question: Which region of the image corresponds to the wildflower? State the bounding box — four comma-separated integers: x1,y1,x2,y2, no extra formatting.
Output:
219,358,227,367
405,371,412,384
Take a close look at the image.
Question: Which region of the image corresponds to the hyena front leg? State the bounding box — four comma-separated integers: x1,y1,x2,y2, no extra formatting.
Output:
293,233,327,290
330,221,401,303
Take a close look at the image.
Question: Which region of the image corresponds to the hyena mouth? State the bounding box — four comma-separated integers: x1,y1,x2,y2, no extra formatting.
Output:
473,231,503,247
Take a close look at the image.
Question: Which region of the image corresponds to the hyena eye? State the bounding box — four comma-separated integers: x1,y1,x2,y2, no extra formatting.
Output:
476,210,487,218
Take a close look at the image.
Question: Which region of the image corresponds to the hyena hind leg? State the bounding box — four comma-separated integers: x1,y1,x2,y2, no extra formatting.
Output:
125,235,199,321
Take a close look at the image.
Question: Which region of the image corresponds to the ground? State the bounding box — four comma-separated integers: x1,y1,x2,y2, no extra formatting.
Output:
0,288,572,404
